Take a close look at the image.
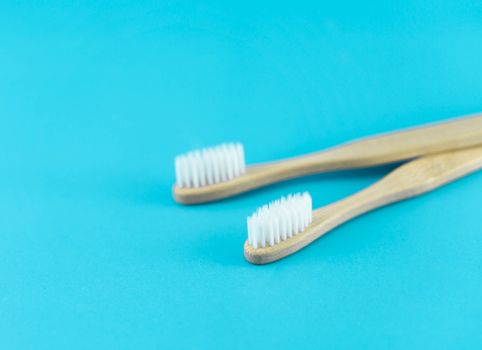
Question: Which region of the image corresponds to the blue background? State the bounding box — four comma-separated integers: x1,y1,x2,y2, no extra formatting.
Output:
1,1,482,349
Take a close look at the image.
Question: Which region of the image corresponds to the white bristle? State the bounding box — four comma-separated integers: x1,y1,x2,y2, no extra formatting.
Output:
175,143,246,188
247,192,313,249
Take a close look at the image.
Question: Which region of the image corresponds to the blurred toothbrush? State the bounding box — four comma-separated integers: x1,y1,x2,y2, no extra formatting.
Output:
173,112,482,204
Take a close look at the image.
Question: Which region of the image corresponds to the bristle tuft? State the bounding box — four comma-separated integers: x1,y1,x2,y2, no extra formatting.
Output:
175,143,245,188
247,192,313,249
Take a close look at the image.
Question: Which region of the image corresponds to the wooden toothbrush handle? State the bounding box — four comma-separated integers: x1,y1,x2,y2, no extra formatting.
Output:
270,113,482,177
321,145,482,222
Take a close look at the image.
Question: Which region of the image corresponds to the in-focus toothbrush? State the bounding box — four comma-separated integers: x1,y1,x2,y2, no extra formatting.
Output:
174,113,482,204
244,145,482,264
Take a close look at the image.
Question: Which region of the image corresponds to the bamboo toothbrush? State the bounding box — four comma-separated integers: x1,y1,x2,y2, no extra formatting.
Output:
244,145,482,264
174,113,482,204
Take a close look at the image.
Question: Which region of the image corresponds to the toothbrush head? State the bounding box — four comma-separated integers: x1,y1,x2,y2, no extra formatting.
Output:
174,143,246,189
247,192,313,250
172,142,293,204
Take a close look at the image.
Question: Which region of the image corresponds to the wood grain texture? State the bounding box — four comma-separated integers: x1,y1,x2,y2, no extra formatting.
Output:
174,112,482,204
244,145,482,264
